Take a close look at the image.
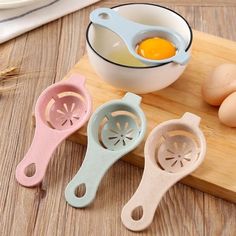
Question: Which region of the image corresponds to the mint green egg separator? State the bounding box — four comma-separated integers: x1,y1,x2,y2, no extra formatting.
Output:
65,92,146,208
90,7,190,66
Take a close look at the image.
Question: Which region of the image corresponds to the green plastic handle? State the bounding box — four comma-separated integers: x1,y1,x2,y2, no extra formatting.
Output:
65,144,120,208
65,92,146,208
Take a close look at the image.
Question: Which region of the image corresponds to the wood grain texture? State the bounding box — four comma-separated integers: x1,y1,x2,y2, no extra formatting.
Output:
67,30,236,204
0,0,236,236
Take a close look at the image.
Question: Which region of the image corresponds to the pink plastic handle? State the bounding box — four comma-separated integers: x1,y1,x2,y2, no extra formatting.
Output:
15,73,92,187
15,124,63,187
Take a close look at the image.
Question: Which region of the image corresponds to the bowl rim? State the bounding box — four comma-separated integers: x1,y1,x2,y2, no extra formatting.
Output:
86,3,193,69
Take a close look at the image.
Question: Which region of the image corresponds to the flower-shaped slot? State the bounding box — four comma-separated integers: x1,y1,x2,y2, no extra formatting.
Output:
101,113,140,151
156,132,200,173
45,92,86,130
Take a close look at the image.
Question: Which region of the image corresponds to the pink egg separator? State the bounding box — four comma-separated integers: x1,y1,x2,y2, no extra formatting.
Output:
15,74,92,187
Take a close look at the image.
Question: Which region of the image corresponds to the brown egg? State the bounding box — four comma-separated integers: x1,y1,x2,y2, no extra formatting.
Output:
219,91,236,127
202,64,236,106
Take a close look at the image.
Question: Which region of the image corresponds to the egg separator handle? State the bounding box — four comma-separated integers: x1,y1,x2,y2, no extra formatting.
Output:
121,166,177,231
90,8,143,47
122,92,142,106
180,112,201,126
65,146,120,208
15,124,63,187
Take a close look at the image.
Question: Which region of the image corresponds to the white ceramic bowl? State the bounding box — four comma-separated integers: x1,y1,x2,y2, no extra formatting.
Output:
86,3,193,94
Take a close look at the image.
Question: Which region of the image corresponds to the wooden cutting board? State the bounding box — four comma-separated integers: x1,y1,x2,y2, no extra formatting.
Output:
61,30,236,203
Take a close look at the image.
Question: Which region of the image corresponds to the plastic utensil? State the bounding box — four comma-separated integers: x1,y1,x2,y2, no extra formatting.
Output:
15,74,92,187
121,112,206,231
90,7,190,65
65,92,146,208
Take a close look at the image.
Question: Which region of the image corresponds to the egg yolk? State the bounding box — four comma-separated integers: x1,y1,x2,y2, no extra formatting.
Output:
137,37,176,60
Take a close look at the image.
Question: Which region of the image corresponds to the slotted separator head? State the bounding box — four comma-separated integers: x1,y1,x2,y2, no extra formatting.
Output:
15,74,92,187
101,114,140,151
87,92,146,153
151,113,205,175
37,77,90,131
121,112,206,232
157,133,199,173
65,92,146,208
48,94,86,130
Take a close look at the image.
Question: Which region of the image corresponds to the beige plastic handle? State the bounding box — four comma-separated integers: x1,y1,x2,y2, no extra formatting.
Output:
121,165,177,231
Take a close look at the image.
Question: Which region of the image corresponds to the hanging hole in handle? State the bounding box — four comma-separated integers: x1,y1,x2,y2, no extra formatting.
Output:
131,206,144,221
75,183,86,198
24,163,36,177
99,13,110,20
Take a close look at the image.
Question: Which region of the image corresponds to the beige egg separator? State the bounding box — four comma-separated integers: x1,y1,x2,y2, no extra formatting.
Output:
121,112,206,231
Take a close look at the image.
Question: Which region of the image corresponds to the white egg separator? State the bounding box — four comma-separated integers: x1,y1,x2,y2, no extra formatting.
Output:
90,7,190,65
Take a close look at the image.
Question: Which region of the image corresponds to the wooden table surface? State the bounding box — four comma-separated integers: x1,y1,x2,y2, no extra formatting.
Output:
0,0,236,235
